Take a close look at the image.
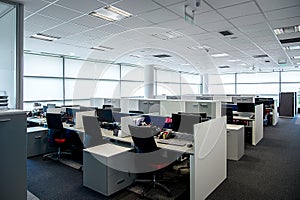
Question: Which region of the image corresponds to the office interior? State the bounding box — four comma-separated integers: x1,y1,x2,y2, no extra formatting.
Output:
1,0,300,199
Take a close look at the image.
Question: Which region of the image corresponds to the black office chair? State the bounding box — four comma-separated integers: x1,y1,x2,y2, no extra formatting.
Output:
128,125,177,196
43,113,70,160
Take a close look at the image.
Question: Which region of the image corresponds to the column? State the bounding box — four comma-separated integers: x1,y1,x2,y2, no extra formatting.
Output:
144,64,154,98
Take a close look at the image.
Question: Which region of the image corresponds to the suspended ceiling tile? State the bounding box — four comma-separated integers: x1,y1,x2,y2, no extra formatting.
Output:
25,14,64,29
97,24,129,34
167,1,212,18
193,10,225,25
229,13,266,27
270,16,300,28
78,27,112,39
238,22,270,33
200,20,234,32
99,0,121,5
264,5,300,21
217,1,261,19
207,0,251,9
116,16,153,29
138,7,180,24
43,22,90,37
70,14,109,28
24,22,49,33
256,0,300,12
113,0,161,15
55,0,105,13
23,0,49,13
37,4,83,21
152,0,185,7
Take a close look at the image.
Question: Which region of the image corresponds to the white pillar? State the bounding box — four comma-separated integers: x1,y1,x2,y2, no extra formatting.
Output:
144,65,154,98
202,73,209,94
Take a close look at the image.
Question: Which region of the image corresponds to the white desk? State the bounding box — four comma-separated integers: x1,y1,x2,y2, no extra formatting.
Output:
226,124,244,161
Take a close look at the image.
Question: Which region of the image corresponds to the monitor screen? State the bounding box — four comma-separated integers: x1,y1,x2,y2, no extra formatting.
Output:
172,113,201,134
237,103,255,113
96,108,114,123
149,115,167,129
47,103,56,109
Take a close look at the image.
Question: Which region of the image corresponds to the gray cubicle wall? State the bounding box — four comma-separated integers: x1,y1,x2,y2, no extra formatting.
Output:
279,92,297,118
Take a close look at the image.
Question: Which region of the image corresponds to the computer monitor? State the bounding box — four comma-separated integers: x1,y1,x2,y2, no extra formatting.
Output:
96,108,114,123
80,106,96,111
237,103,255,113
47,103,56,109
129,110,144,114
112,112,130,123
149,115,167,129
178,112,207,118
225,107,233,124
103,104,113,109
172,113,201,134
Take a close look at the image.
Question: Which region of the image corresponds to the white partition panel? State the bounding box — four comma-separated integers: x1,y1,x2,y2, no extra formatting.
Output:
159,100,185,116
253,104,263,145
120,98,139,113
191,117,227,200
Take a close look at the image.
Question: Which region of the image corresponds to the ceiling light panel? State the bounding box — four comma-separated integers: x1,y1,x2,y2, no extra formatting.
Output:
30,33,60,41
89,6,132,22
211,53,229,57
274,25,300,35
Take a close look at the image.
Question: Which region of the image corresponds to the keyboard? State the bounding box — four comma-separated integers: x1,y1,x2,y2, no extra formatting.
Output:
157,139,187,146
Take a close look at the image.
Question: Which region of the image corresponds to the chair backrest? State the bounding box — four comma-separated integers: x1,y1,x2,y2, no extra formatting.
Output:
82,115,106,148
128,125,158,153
46,113,63,130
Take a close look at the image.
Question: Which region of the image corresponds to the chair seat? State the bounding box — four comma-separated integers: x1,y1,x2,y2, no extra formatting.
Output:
54,138,66,144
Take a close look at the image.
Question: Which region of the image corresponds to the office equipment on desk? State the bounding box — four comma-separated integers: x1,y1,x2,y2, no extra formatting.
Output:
43,113,70,160
47,103,56,109
237,103,255,113
80,106,96,112
178,111,207,118
75,110,96,129
156,138,187,146
118,115,144,138
148,115,168,129
96,108,114,123
102,104,113,109
128,125,178,196
82,115,106,148
171,113,202,134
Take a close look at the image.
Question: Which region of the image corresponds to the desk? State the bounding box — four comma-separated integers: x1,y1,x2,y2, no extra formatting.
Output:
27,117,46,125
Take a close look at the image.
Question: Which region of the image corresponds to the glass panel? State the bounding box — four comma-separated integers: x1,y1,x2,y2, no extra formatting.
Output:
24,77,63,101
281,71,300,82
24,54,63,77
65,59,119,80
156,70,180,83
64,100,90,107
237,83,279,94
121,65,144,81
0,3,16,108
65,79,97,100
121,81,144,97
181,84,199,94
94,81,120,98
157,83,180,95
207,84,227,94
237,72,279,83
208,74,235,84
181,73,201,84
281,83,300,92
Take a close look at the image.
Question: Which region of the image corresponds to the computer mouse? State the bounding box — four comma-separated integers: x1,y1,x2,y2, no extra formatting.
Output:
187,143,193,148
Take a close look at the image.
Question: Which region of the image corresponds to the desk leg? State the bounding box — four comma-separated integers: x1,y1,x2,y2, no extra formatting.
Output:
190,155,195,200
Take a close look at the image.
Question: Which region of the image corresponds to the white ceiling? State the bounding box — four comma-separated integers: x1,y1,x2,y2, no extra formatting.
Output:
14,0,300,74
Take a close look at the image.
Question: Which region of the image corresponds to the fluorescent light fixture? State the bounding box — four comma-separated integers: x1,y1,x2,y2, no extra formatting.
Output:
91,45,114,51
89,6,132,22
284,45,300,50
152,31,184,40
105,6,132,17
228,59,241,62
274,25,300,35
211,53,229,57
30,33,60,41
291,56,300,59
240,63,247,66
187,45,209,51
181,63,191,66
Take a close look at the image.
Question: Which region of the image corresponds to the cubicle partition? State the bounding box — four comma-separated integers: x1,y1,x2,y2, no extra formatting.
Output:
191,117,227,200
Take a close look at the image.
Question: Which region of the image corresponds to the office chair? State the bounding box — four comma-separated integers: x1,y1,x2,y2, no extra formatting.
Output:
43,113,70,160
82,115,107,148
128,125,177,196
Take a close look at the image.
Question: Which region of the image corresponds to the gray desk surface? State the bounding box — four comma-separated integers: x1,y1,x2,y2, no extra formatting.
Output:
64,123,194,154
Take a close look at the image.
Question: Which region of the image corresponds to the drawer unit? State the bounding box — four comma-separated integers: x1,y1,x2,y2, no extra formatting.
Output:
27,127,52,157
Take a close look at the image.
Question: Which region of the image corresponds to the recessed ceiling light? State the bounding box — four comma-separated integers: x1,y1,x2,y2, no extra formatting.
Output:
91,45,114,51
89,6,132,22
218,65,230,69
30,33,60,41
291,56,300,59
152,31,184,40
228,59,241,62
211,53,229,57
284,45,300,50
240,63,247,66
253,54,269,58
219,30,233,36
187,45,209,51
274,25,300,35
181,63,191,66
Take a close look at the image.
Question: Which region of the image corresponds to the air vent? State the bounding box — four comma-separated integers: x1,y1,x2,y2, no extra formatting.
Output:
219,30,233,36
280,37,300,44
265,60,270,63
253,54,269,58
152,54,172,58
218,65,230,69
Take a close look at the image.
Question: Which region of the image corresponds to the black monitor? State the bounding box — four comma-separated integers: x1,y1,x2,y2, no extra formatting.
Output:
237,103,255,113
129,110,144,114
225,107,233,124
103,104,113,109
172,113,202,134
178,112,207,118
96,108,114,123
